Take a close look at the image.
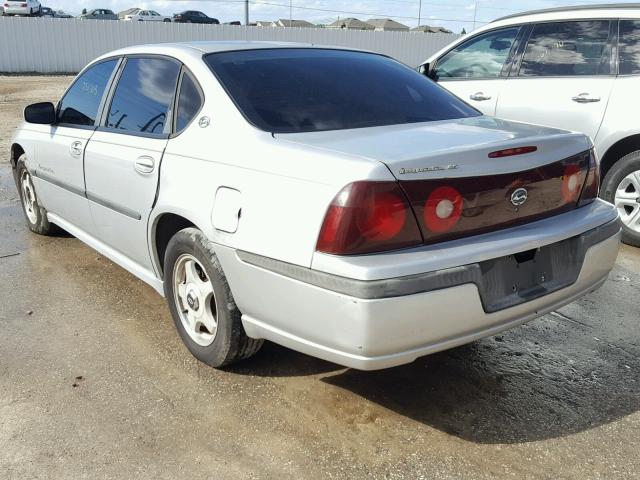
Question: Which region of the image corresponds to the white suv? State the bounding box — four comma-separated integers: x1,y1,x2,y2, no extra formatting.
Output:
422,4,640,246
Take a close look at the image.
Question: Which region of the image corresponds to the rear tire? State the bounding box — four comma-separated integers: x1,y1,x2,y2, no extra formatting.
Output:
601,150,640,247
15,155,55,235
164,228,263,368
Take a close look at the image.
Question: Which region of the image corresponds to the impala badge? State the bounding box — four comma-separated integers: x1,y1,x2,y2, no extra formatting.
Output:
511,188,528,206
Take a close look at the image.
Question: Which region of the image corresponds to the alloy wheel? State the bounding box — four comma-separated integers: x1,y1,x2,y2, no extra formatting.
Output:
20,170,38,224
172,254,218,346
614,170,640,233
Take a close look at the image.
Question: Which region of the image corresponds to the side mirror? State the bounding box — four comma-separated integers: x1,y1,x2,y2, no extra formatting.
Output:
24,102,56,125
419,62,437,80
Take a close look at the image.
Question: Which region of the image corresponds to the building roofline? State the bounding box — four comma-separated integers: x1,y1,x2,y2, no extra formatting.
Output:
493,3,640,23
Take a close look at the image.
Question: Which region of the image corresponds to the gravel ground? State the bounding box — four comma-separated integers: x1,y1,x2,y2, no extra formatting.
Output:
1,76,639,480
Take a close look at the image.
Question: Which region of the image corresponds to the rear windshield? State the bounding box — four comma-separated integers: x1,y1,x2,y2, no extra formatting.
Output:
204,49,480,133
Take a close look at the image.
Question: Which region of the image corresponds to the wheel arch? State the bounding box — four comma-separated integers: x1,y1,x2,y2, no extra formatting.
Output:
152,212,200,277
600,134,640,180
10,143,25,169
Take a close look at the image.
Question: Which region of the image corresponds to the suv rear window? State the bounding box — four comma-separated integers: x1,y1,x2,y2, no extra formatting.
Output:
618,20,640,75
519,21,612,77
205,49,480,134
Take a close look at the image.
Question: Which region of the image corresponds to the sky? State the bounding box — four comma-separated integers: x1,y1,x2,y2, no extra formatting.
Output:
53,0,640,32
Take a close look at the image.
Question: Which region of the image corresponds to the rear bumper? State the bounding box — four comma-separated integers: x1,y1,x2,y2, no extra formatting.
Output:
4,6,32,14
216,203,621,370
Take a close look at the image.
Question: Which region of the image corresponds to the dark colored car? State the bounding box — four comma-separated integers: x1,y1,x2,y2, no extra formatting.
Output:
173,10,219,24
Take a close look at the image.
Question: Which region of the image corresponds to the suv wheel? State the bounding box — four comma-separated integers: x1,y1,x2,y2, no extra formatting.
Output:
164,228,263,367
15,155,55,235
601,150,640,247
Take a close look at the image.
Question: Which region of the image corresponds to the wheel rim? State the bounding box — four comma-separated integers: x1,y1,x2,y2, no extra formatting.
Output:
172,254,218,346
20,170,38,224
614,170,640,233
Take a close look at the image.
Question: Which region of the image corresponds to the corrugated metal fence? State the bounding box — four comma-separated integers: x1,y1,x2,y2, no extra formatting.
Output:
0,16,458,73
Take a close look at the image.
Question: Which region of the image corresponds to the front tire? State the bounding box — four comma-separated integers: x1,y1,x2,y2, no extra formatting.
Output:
15,155,54,235
164,228,263,368
601,150,640,247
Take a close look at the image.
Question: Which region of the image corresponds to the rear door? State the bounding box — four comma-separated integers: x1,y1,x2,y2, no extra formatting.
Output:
83,56,181,269
431,25,523,115
496,19,616,141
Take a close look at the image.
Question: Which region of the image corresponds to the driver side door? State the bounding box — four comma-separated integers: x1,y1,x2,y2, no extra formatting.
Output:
431,26,524,116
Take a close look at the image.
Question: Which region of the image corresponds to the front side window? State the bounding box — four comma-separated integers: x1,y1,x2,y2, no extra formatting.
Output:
176,72,203,132
434,27,520,79
205,49,480,134
106,57,180,135
58,59,118,126
618,20,640,75
519,21,611,76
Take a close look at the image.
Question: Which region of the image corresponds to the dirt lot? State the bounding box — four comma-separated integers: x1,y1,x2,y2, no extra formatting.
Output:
1,76,640,480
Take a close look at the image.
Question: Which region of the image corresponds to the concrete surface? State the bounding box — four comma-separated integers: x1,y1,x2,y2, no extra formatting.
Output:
1,76,639,480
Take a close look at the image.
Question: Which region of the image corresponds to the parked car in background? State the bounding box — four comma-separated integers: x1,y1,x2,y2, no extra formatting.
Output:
124,9,171,22
39,6,54,16
3,0,41,16
53,9,71,17
10,42,619,371
79,8,117,20
173,10,219,24
421,4,640,246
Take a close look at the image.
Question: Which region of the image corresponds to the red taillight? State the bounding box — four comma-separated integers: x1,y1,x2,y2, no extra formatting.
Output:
488,146,537,158
21,3,26,6
561,164,583,203
316,181,422,255
423,185,463,233
578,149,600,206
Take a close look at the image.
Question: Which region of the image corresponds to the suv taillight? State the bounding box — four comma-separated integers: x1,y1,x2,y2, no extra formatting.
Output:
316,181,422,255
578,149,600,206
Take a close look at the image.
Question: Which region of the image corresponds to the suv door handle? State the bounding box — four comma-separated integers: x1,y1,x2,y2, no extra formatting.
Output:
470,92,492,101
572,93,601,103
69,141,83,157
134,156,155,174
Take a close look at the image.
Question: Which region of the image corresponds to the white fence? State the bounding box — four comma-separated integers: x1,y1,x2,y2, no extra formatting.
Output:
0,16,458,73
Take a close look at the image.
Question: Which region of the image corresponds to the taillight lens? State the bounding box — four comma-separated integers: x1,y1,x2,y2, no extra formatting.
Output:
578,149,600,206
561,164,584,203
316,181,422,255
488,146,538,158
423,185,463,233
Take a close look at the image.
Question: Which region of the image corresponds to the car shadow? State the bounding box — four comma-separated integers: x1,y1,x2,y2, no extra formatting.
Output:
230,308,640,444
320,323,640,444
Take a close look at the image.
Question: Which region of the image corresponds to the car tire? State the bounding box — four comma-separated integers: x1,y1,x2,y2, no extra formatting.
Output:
164,228,263,368
601,150,640,247
15,155,55,235
163,18,171,22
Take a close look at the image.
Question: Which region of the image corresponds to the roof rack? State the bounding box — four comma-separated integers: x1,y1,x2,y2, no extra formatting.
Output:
493,3,640,23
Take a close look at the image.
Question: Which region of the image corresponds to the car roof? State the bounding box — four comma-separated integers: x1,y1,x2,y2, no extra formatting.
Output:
98,41,362,59
494,3,640,23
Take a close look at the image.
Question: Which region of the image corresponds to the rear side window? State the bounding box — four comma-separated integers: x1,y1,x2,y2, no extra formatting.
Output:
618,20,640,75
434,27,520,79
106,57,180,135
519,21,612,76
205,49,480,134
175,72,203,132
58,59,118,126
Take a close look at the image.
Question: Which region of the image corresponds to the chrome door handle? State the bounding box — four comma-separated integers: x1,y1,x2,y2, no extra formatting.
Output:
69,141,83,157
134,156,155,174
572,92,601,103
470,92,492,101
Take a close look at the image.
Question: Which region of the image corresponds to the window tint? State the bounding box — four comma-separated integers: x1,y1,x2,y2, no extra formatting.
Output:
519,21,611,76
106,57,180,135
434,27,520,79
619,20,640,75
58,59,117,126
205,49,480,134
176,73,203,132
